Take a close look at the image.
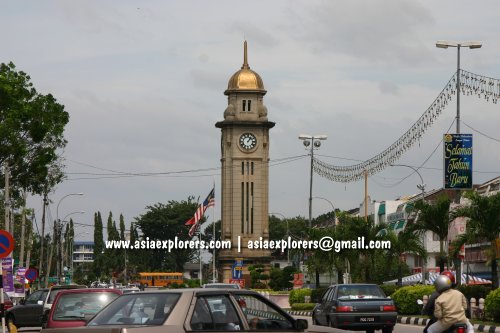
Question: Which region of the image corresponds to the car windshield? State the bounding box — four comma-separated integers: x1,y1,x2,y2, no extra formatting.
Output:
53,292,120,321
337,285,386,299
87,293,180,326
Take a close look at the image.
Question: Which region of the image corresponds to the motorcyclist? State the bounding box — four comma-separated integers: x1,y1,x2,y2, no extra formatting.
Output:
422,271,457,333
427,275,474,333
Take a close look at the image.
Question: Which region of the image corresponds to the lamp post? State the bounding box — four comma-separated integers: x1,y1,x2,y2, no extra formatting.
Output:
56,193,84,284
390,164,426,283
270,213,290,265
436,40,482,134
298,134,327,228
312,196,336,227
60,211,85,275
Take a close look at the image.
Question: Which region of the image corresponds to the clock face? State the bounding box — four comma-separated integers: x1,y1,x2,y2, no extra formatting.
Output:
239,133,257,150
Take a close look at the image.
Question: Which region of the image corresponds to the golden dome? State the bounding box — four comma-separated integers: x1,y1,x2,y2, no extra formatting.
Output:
225,41,266,94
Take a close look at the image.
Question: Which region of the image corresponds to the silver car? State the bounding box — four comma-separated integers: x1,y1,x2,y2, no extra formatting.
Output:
41,289,308,333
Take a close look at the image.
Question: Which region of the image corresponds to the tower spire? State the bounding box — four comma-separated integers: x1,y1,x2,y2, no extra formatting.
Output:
242,40,249,69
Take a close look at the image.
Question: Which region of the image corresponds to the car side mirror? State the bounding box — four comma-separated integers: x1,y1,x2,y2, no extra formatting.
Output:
37,300,44,305
294,319,308,330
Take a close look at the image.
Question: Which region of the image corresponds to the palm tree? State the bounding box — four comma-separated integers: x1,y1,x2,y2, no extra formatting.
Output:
451,191,500,288
384,229,427,286
409,195,452,273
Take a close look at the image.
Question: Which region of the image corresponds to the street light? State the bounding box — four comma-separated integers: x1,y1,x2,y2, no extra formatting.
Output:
60,211,85,272
270,212,290,265
389,164,425,201
298,134,327,228
390,164,426,284
312,196,336,227
436,40,482,134
55,193,84,284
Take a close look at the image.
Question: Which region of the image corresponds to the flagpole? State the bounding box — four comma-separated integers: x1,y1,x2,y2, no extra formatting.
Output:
199,230,202,286
212,178,216,283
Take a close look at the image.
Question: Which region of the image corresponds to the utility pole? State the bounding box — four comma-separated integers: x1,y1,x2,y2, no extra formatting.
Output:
4,165,10,232
19,191,27,268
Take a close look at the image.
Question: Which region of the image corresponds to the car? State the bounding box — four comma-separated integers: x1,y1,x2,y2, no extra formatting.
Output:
312,283,397,333
121,287,141,294
44,288,122,328
1,292,14,319
202,283,241,289
41,288,308,333
6,288,49,330
41,284,88,327
6,284,89,330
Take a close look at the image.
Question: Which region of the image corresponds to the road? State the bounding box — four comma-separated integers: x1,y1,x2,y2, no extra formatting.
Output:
299,316,422,333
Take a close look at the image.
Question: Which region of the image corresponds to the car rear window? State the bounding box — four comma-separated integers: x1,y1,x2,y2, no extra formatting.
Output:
87,293,180,326
53,292,120,321
337,285,386,299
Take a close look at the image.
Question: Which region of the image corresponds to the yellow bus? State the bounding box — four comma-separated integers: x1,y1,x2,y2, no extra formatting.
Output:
138,272,184,287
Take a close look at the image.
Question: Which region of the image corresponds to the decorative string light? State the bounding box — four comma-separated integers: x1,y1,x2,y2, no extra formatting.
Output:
314,70,500,183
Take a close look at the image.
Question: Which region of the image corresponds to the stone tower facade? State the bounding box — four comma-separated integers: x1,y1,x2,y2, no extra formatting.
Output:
215,42,275,284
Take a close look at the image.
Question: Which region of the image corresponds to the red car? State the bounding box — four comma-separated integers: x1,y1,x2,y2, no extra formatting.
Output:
45,288,122,329
0,292,13,318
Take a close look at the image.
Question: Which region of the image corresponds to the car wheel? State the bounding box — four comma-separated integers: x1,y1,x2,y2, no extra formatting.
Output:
7,316,18,333
382,327,394,333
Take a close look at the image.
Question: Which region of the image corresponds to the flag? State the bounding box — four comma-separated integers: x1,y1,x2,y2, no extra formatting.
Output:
186,188,215,237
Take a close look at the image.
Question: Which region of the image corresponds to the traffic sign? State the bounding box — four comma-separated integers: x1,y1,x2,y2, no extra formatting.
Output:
0,230,14,259
25,268,38,282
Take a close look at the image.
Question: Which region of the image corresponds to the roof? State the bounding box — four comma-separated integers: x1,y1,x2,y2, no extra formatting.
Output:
224,41,266,94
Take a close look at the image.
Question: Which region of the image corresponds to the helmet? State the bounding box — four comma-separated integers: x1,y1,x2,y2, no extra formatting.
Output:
441,270,456,285
435,275,452,292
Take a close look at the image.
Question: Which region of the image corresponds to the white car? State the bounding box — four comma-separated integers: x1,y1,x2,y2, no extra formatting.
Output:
202,283,241,289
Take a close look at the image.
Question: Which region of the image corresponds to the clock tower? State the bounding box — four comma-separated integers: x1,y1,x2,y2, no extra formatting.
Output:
215,41,275,284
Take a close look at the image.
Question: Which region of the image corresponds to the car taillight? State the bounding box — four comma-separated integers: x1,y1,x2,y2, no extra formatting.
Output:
382,305,396,311
336,306,353,312
455,327,465,333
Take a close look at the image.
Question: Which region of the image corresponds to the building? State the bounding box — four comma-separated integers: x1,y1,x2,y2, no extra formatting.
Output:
72,241,94,266
215,41,274,284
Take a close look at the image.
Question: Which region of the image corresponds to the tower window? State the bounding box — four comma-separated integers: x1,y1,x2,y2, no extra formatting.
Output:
251,162,254,175
242,100,251,111
242,162,244,175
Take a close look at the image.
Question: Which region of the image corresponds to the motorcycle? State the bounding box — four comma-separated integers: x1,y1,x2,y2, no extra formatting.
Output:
417,299,467,333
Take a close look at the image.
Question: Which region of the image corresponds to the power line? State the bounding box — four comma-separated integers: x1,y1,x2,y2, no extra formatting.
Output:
463,121,500,142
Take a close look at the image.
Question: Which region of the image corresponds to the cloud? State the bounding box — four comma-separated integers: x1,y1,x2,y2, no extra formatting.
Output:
289,0,435,65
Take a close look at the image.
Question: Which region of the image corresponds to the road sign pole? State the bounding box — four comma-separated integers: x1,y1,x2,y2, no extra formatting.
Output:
0,230,15,333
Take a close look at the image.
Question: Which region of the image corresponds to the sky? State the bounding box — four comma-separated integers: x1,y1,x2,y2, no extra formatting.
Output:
2,0,500,241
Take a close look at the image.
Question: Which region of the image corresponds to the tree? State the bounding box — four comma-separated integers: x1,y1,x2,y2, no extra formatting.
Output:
93,212,104,278
452,191,500,288
409,195,452,272
133,199,199,272
0,62,69,194
384,229,426,286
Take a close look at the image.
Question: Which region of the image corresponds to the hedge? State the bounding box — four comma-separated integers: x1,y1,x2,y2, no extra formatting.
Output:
291,303,316,311
289,288,311,305
484,287,500,322
457,285,492,301
391,285,435,315
379,284,399,297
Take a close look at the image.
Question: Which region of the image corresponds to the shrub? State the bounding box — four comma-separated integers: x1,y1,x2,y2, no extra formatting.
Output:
457,284,492,301
311,288,327,303
289,288,311,305
291,303,316,311
379,284,399,297
391,285,435,315
484,287,500,322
